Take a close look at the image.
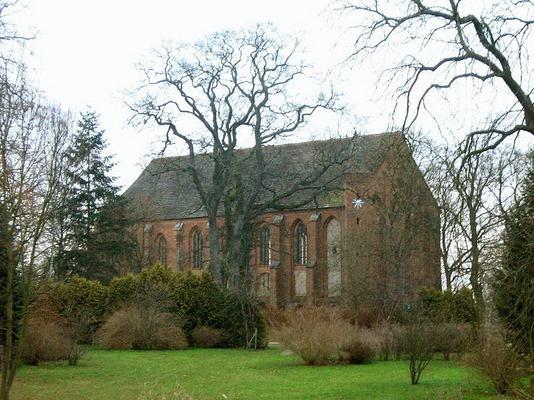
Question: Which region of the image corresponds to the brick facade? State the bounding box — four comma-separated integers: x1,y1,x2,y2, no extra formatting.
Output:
127,134,441,308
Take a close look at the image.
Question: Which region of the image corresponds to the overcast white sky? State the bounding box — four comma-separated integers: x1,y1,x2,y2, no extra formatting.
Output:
12,0,533,190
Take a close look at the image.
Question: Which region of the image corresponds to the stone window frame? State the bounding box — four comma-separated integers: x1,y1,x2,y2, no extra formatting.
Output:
294,221,308,265
325,217,342,297
259,225,271,266
157,234,168,267
191,227,203,269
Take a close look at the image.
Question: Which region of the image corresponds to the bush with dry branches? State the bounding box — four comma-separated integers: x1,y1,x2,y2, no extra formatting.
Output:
98,303,187,351
273,307,374,365
468,329,528,396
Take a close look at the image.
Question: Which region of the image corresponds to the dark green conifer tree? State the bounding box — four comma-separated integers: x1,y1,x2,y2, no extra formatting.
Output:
494,151,534,366
55,111,135,282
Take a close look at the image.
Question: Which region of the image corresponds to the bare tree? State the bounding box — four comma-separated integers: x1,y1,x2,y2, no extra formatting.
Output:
0,62,73,400
424,143,469,291
338,0,534,155
422,136,526,313
129,25,354,294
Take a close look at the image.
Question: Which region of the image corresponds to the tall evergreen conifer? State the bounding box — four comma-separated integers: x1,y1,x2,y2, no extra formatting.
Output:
494,151,534,365
55,111,134,281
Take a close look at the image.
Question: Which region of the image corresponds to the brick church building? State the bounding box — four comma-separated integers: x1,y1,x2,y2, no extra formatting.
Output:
124,133,441,308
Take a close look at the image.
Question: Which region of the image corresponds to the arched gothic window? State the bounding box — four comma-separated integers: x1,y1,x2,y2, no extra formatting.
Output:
326,218,341,297
259,226,271,266
294,222,308,265
176,238,184,271
192,228,203,269
157,235,167,267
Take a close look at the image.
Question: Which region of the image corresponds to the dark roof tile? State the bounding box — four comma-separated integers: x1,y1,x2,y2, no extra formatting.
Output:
124,133,398,220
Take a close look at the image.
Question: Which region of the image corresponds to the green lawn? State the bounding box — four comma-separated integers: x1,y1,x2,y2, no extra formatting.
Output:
12,347,503,400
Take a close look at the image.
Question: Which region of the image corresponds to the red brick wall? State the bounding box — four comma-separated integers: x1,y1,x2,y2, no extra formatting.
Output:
134,142,441,308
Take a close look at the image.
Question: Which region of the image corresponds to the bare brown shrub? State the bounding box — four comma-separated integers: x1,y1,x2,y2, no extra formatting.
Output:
356,306,378,328
468,330,525,395
373,322,404,361
98,308,134,350
274,307,355,365
262,305,288,330
22,319,70,365
397,322,439,384
434,323,472,361
98,304,188,350
391,324,407,361
191,326,221,348
22,300,70,365
340,329,377,364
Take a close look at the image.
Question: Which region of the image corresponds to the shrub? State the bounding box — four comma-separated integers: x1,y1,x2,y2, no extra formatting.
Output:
213,291,266,348
23,320,71,365
340,329,376,364
67,341,85,366
98,308,133,350
191,326,221,348
262,304,288,330
42,266,266,350
373,322,406,361
390,324,407,361
434,323,472,361
397,321,438,384
275,307,354,365
22,300,71,365
108,265,181,310
417,287,478,324
110,267,266,349
41,276,109,342
468,330,525,395
171,272,265,348
356,306,378,328
98,303,188,350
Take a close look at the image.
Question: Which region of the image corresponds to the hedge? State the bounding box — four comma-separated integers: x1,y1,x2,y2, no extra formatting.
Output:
41,266,266,348
108,267,266,348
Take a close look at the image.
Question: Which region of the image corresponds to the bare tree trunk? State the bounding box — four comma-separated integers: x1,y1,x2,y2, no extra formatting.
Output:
468,217,484,317
0,205,14,400
207,214,223,286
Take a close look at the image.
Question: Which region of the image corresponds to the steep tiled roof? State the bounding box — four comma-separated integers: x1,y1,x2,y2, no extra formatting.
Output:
124,133,399,220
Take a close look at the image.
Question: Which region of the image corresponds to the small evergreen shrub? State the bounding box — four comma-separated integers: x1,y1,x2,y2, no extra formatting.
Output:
42,276,109,342
108,265,181,310
211,290,266,348
417,287,478,324
191,326,221,348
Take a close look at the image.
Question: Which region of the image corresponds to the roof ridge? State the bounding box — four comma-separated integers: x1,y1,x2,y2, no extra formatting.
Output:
148,132,400,163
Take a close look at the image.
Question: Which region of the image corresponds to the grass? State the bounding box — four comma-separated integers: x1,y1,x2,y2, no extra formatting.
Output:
12,347,505,400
